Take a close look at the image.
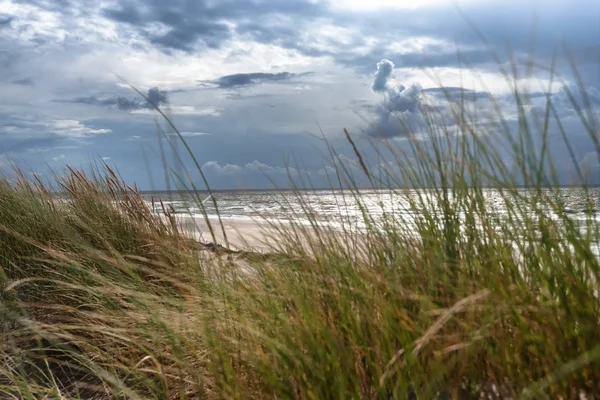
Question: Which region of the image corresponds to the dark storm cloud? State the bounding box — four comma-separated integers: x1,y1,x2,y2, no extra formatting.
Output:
102,3,144,24
60,87,169,111
101,0,326,52
235,22,300,48
149,27,225,52
11,0,74,8
201,71,313,89
9,0,600,76
231,1,599,73
12,0,598,74
345,0,599,70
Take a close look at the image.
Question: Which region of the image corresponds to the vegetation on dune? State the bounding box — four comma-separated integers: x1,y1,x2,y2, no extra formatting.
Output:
1,53,600,399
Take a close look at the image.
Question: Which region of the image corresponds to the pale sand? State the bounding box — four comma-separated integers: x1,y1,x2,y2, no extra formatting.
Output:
175,216,362,255
177,217,286,252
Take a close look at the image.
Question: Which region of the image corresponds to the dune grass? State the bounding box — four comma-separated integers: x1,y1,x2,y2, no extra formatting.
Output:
1,56,600,399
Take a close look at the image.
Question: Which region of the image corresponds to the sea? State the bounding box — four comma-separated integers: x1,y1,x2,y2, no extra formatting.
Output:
140,188,600,232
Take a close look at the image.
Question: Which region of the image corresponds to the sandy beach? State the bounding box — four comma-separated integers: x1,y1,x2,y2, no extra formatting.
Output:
175,215,363,256
177,216,285,252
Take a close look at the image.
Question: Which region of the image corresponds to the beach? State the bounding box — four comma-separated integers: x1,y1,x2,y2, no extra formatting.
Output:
179,216,281,252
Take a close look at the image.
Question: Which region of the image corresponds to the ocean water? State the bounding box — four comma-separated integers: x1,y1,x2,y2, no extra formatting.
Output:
140,188,600,230
140,188,600,257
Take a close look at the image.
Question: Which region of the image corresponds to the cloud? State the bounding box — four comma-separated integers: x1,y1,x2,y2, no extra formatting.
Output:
365,59,426,137
371,59,394,92
245,160,300,177
8,0,600,76
1,118,111,139
0,49,16,69
45,120,112,138
164,131,210,138
198,154,382,189
0,114,111,162
179,132,210,137
200,159,304,189
0,15,14,27
62,87,168,111
203,160,299,177
146,87,168,106
11,77,34,86
371,59,423,113
65,96,139,111
207,71,313,89
101,3,145,25
102,2,232,52
364,60,505,138
0,135,62,156
528,84,600,123
422,87,491,102
131,106,221,116
101,0,326,53
526,84,600,153
385,83,422,114
336,1,600,70
553,84,600,113
1,0,599,190
202,161,243,175
52,154,66,161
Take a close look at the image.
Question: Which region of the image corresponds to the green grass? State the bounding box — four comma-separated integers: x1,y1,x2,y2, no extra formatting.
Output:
1,56,600,399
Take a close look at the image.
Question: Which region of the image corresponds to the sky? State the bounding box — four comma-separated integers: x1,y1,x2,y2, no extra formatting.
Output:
0,0,599,189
